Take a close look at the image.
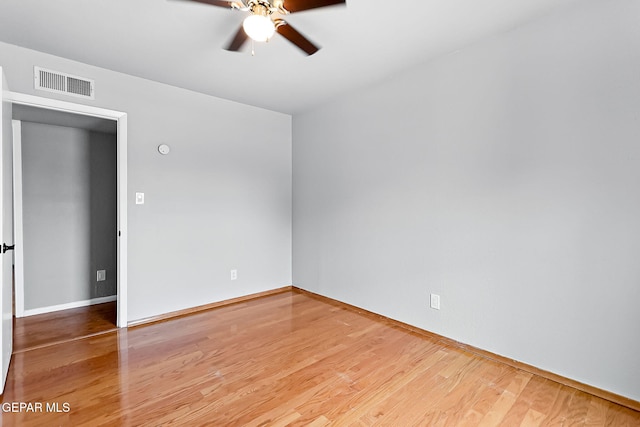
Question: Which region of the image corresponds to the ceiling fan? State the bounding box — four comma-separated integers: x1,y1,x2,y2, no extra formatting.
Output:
180,0,346,55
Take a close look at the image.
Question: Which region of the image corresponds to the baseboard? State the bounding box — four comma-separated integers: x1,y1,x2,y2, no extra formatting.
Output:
21,295,117,318
127,286,293,328
292,287,640,413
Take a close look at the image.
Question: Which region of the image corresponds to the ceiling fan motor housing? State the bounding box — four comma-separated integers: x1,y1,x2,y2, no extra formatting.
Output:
248,0,276,16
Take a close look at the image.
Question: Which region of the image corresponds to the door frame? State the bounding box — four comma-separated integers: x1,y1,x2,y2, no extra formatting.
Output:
7,91,128,327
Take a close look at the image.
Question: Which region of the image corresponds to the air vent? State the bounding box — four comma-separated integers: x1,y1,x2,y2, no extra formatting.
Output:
34,67,95,99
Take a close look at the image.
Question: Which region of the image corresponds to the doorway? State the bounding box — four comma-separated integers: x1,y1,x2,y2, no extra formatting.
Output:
7,91,128,329
12,108,117,350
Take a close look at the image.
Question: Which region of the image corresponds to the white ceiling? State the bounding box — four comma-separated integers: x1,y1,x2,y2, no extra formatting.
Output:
0,0,581,114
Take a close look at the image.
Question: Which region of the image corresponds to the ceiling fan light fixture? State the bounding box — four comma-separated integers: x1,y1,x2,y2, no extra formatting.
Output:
243,14,275,42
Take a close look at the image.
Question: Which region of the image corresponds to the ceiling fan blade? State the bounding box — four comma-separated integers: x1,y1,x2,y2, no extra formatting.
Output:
224,25,249,51
281,0,345,13
179,0,241,8
275,20,319,56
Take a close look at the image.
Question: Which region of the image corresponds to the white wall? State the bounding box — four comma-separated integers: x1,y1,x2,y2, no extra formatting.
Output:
293,0,640,401
21,122,117,310
0,41,292,322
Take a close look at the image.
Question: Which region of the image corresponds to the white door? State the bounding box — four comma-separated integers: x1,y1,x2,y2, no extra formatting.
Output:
0,67,14,392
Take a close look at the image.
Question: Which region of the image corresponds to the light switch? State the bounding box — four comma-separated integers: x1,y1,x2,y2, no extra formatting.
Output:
136,192,144,205
430,294,441,310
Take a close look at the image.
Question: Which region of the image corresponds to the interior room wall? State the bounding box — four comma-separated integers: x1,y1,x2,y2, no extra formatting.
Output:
0,41,292,322
21,122,116,311
89,130,118,299
292,0,640,401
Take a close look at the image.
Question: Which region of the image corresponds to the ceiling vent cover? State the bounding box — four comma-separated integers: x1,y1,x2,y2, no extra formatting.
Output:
34,67,95,99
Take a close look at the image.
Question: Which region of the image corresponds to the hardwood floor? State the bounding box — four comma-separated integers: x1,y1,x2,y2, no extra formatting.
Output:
2,291,638,426
12,301,117,353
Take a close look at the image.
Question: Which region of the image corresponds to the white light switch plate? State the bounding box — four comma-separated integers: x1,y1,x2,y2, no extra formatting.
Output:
136,192,144,204
430,294,441,310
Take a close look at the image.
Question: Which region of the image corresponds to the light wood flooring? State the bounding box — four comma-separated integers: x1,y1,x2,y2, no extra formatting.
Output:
2,291,638,426
12,301,117,353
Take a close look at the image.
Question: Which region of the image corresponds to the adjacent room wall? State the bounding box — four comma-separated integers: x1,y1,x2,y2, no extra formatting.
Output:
21,122,117,310
0,41,292,322
293,0,640,401
89,130,118,299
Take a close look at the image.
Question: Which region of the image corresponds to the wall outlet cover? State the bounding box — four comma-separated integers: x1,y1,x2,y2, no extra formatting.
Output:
430,293,440,310
97,270,106,282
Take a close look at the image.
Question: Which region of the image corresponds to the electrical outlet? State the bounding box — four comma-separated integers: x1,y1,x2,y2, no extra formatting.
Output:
430,293,440,310
97,270,106,282
230,269,237,280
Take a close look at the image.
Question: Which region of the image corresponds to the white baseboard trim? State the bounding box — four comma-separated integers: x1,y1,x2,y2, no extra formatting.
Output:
21,295,117,318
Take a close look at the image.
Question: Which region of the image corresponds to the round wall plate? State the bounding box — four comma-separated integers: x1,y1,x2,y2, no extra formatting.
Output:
158,144,170,155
